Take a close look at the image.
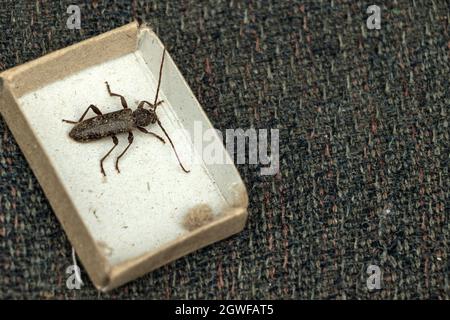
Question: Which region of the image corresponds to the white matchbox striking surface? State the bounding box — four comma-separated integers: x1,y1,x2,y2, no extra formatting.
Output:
18,52,228,266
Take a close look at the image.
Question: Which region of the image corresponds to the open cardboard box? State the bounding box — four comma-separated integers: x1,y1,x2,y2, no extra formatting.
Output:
0,22,248,291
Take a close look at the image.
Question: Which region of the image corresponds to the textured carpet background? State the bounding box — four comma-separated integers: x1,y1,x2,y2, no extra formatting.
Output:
0,0,449,299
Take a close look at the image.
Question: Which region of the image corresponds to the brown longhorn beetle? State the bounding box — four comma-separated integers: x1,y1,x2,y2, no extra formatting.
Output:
63,48,190,176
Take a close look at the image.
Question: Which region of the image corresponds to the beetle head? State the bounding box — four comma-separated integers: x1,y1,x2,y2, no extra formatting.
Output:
132,108,157,127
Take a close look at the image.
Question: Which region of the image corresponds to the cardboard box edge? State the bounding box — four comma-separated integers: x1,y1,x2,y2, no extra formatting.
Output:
0,22,142,290
101,206,248,291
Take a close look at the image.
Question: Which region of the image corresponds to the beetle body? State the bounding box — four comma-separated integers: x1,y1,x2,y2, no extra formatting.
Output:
69,109,134,142
69,107,157,142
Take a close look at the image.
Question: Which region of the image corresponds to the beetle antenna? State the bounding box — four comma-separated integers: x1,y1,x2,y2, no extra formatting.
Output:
157,119,190,173
153,48,189,173
153,48,166,108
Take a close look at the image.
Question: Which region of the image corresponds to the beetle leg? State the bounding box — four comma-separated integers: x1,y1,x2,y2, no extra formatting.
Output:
137,100,164,110
154,100,164,110
115,132,134,173
105,81,129,109
100,135,119,176
137,126,165,144
62,104,102,124
137,100,152,109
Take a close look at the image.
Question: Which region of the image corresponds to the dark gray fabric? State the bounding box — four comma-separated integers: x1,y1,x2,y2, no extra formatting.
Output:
0,0,449,299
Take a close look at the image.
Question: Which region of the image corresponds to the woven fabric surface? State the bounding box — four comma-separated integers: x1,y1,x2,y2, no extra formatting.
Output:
0,0,449,299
